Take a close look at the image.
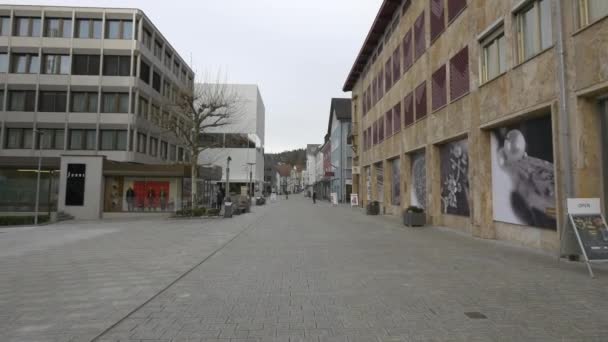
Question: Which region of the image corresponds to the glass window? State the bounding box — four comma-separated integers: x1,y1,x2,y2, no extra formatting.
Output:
71,92,98,113
103,55,131,76
69,129,83,150
75,19,102,39
0,16,10,36
72,55,100,75
100,130,115,150
6,128,23,149
149,137,158,156
14,17,41,37
154,40,163,59
169,144,176,161
11,53,39,74
140,60,150,83
54,129,65,149
137,133,147,153
587,0,608,24
160,141,168,160
0,53,8,72
102,93,129,113
105,20,132,39
165,52,172,68
38,91,67,112
152,72,161,92
85,130,96,150
8,90,36,111
43,55,70,75
142,28,152,49
138,97,149,117
116,130,127,150
517,0,552,62
480,27,507,83
39,128,64,150
44,18,72,38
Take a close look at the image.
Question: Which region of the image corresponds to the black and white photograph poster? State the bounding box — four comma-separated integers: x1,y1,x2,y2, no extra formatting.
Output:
410,151,426,209
391,158,401,206
491,116,556,230
440,139,470,216
376,163,384,203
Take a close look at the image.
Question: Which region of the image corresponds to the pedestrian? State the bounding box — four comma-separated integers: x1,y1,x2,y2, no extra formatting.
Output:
126,187,135,211
216,189,223,210
312,191,317,204
147,187,156,211
159,188,167,211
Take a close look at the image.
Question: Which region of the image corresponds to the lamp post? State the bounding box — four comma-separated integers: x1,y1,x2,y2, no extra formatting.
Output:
34,130,44,225
246,162,255,197
225,156,232,202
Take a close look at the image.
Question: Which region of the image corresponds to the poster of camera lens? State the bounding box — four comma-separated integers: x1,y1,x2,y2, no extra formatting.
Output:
375,163,384,203
570,214,608,261
490,116,556,230
440,139,470,216
410,151,426,209
391,158,401,206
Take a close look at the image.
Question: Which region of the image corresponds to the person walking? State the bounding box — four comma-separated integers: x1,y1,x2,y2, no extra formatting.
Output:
126,187,135,211
216,189,223,210
312,191,317,204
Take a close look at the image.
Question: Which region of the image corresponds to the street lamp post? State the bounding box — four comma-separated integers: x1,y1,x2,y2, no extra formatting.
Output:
34,130,44,225
225,156,232,202
246,162,255,197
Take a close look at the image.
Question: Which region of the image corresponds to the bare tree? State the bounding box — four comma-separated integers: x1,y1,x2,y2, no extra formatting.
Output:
163,79,242,209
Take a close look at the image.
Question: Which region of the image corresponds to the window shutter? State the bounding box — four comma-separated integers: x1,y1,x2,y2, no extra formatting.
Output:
414,12,426,60
386,110,393,137
448,0,467,23
432,64,447,111
403,29,413,72
393,102,402,133
450,46,470,101
415,81,427,120
430,0,445,42
403,92,414,126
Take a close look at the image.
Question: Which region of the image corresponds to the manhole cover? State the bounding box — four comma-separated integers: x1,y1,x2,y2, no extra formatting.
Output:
464,312,487,319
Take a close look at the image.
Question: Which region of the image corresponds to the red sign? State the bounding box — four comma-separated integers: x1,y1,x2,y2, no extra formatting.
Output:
325,172,335,177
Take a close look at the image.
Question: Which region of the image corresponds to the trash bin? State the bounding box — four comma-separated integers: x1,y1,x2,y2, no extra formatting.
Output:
224,202,233,218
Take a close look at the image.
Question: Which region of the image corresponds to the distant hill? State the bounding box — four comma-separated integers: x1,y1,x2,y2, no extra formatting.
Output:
267,148,306,167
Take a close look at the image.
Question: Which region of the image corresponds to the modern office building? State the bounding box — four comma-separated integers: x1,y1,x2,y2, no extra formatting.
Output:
345,0,608,253
199,84,265,197
0,5,195,219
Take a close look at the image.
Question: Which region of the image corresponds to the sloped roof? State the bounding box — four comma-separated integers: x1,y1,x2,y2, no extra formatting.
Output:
327,98,352,136
276,164,292,177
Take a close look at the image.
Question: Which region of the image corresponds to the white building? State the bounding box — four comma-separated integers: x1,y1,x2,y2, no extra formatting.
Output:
305,144,320,189
198,84,265,196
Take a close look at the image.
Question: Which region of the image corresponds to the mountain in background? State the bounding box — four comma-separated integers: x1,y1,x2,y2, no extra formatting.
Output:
266,148,306,167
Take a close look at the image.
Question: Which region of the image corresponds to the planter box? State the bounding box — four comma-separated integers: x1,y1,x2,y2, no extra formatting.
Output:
403,211,426,227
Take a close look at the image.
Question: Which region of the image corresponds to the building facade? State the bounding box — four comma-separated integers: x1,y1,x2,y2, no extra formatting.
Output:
305,144,320,191
199,84,265,197
0,5,195,218
328,98,353,203
345,0,608,253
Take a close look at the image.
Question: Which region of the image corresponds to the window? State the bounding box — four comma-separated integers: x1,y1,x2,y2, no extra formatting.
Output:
69,129,96,150
432,64,447,111
14,17,41,37
5,128,33,149
38,129,65,150
160,141,168,160
516,0,552,62
105,20,133,39
43,54,70,75
75,19,102,39
138,97,149,117
100,130,127,150
579,0,608,27
103,55,131,76
154,40,163,59
11,53,39,74
140,60,151,83
362,130,368,151
149,137,158,156
181,69,187,82
402,29,413,73
415,82,427,120
378,117,385,142
169,144,176,161
0,16,10,36
101,93,129,113
480,27,507,83
173,61,180,75
44,18,72,38
0,90,4,110
450,46,470,101
152,71,161,92
71,92,98,113
142,28,152,49
393,102,402,134
38,91,67,112
403,92,414,126
386,110,393,137
448,0,467,23
163,81,171,98
392,47,401,84
367,127,372,149
164,52,172,69
8,90,36,111
72,55,100,75
385,57,392,91
414,12,426,60
151,105,161,124
0,53,8,72
430,0,445,42
137,133,147,153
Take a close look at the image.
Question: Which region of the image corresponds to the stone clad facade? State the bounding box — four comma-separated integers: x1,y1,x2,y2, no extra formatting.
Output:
345,0,608,253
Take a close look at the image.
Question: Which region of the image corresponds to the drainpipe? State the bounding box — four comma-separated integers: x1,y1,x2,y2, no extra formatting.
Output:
555,0,576,256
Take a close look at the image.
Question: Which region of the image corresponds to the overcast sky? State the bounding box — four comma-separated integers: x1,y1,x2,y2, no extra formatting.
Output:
5,0,382,152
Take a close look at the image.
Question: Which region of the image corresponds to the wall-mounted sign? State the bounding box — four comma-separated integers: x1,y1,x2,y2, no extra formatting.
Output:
352,166,360,175
566,198,608,278
65,164,86,206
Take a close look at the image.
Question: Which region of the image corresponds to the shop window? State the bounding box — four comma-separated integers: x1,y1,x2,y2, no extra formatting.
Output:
430,0,445,42
432,64,447,111
516,0,552,62
44,18,72,38
415,82,427,120
450,46,469,101
38,91,67,112
480,26,507,83
75,19,102,39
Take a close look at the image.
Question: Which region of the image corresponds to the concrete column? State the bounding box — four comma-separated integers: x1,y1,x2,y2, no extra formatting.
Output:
428,144,441,226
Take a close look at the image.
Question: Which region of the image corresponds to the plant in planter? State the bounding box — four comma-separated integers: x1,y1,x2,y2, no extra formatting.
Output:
403,206,426,227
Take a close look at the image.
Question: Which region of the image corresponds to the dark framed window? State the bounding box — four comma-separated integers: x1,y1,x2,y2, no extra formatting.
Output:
11,53,40,74
152,71,161,92
140,60,151,83
200,133,224,148
164,51,172,69
414,12,426,60
44,18,72,38
14,17,41,37
403,92,414,126
5,128,33,149
0,16,10,36
430,0,445,43
99,130,127,150
8,90,36,111
225,134,251,148
149,137,158,156
103,55,131,76
102,93,129,113
75,19,102,39
367,126,372,149
178,147,184,161
38,128,65,150
402,29,413,73
173,61,180,76
72,54,100,75
69,129,96,150
393,102,402,134
0,53,8,72
385,57,392,91
169,144,176,161
415,81,427,120
448,0,467,23
0,90,4,110
138,97,149,117
71,92,98,113
378,117,385,142
154,40,163,59
142,28,152,49
362,130,368,151
38,91,67,112
386,110,393,137
160,141,168,160
378,70,385,100
105,20,133,40
432,64,447,111
450,46,470,101
137,132,147,153
43,54,70,74
392,46,401,83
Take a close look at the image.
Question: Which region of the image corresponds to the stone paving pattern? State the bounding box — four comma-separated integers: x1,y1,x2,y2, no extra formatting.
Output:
2,196,608,341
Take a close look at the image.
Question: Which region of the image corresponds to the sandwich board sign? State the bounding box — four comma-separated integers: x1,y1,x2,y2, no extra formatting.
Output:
566,198,608,278
330,192,338,206
350,193,359,207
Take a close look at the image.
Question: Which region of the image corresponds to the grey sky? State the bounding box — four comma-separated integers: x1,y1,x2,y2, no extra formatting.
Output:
5,0,382,153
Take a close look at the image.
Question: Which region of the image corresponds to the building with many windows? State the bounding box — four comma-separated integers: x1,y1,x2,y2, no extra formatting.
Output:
0,5,195,219
345,0,608,253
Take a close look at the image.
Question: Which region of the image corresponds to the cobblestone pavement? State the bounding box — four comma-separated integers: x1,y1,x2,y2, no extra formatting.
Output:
0,209,268,342
3,196,608,342
95,196,608,342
